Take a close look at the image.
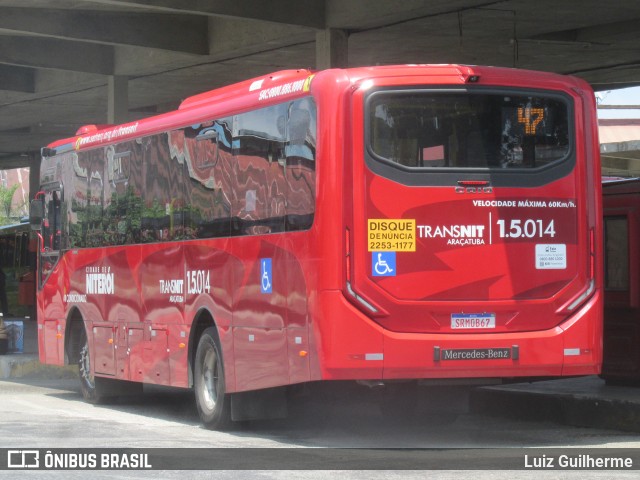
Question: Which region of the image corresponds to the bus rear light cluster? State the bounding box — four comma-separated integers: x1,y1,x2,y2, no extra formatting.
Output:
564,228,597,313
589,228,596,280
566,279,596,312
457,180,489,186
455,181,492,194
345,227,381,314
345,282,378,314
345,228,351,283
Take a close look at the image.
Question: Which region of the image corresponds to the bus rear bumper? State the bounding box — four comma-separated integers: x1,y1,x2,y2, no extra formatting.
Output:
318,290,602,381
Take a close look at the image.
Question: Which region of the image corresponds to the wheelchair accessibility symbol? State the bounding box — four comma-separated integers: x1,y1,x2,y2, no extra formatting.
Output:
261,258,272,293
372,252,396,277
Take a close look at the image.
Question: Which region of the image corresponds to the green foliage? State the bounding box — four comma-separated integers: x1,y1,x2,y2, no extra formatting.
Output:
0,183,20,225
143,198,166,219
105,186,143,244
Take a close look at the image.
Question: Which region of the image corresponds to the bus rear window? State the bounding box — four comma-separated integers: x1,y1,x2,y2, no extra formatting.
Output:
368,90,570,170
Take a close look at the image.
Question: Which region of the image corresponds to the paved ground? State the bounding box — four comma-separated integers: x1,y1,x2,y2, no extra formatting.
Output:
471,376,640,433
2,317,640,479
0,376,639,479
3,316,640,434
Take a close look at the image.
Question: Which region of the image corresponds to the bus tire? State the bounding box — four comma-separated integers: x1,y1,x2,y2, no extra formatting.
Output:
194,327,232,430
78,327,111,404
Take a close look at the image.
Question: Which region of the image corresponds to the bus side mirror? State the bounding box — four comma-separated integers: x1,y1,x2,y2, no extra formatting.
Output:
29,200,43,231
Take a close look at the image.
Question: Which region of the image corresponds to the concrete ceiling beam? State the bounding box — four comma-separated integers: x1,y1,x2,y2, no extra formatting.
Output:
325,0,500,30
0,7,209,55
0,35,115,75
0,65,35,93
83,0,327,29
0,153,34,169
207,17,313,60
531,19,640,45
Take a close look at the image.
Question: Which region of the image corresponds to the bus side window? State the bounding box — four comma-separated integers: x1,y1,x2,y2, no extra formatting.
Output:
44,191,62,251
53,193,61,250
285,99,316,231
286,108,313,161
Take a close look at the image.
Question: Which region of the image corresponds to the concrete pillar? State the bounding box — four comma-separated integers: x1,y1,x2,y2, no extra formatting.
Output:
107,75,129,124
315,29,348,70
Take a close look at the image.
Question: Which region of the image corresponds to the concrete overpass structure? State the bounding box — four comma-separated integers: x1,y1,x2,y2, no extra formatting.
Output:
600,119,640,178
3,0,640,182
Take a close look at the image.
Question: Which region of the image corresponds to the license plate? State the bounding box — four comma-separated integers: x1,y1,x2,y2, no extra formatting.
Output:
451,313,496,329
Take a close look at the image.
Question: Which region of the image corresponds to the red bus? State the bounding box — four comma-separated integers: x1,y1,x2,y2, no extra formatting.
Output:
30,65,603,428
602,177,640,384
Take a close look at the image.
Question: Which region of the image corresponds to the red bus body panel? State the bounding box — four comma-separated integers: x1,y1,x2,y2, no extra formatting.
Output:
37,65,602,394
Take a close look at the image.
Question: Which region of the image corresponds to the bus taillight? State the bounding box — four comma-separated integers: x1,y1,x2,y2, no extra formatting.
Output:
590,227,596,280
345,227,351,283
564,229,597,313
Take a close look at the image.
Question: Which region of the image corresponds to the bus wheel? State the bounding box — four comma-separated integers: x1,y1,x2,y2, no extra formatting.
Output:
78,328,109,404
194,327,232,429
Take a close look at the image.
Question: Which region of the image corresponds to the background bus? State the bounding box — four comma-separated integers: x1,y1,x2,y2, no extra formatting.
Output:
31,65,602,429
602,177,640,384
0,220,35,317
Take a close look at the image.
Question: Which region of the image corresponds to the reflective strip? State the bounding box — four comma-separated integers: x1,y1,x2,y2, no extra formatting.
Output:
564,348,580,356
365,353,383,361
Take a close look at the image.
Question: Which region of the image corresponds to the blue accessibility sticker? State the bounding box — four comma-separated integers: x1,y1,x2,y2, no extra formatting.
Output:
261,258,272,293
372,251,396,277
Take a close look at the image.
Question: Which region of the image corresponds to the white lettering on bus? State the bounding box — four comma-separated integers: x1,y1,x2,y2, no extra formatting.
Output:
186,270,211,295
159,279,184,295
64,293,87,303
258,80,306,101
473,200,516,207
418,225,485,239
75,123,140,149
518,200,547,208
472,199,576,209
86,273,115,295
160,279,185,303
447,238,485,245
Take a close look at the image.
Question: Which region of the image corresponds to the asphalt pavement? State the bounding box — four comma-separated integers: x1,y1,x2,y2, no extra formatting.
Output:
2,315,640,433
